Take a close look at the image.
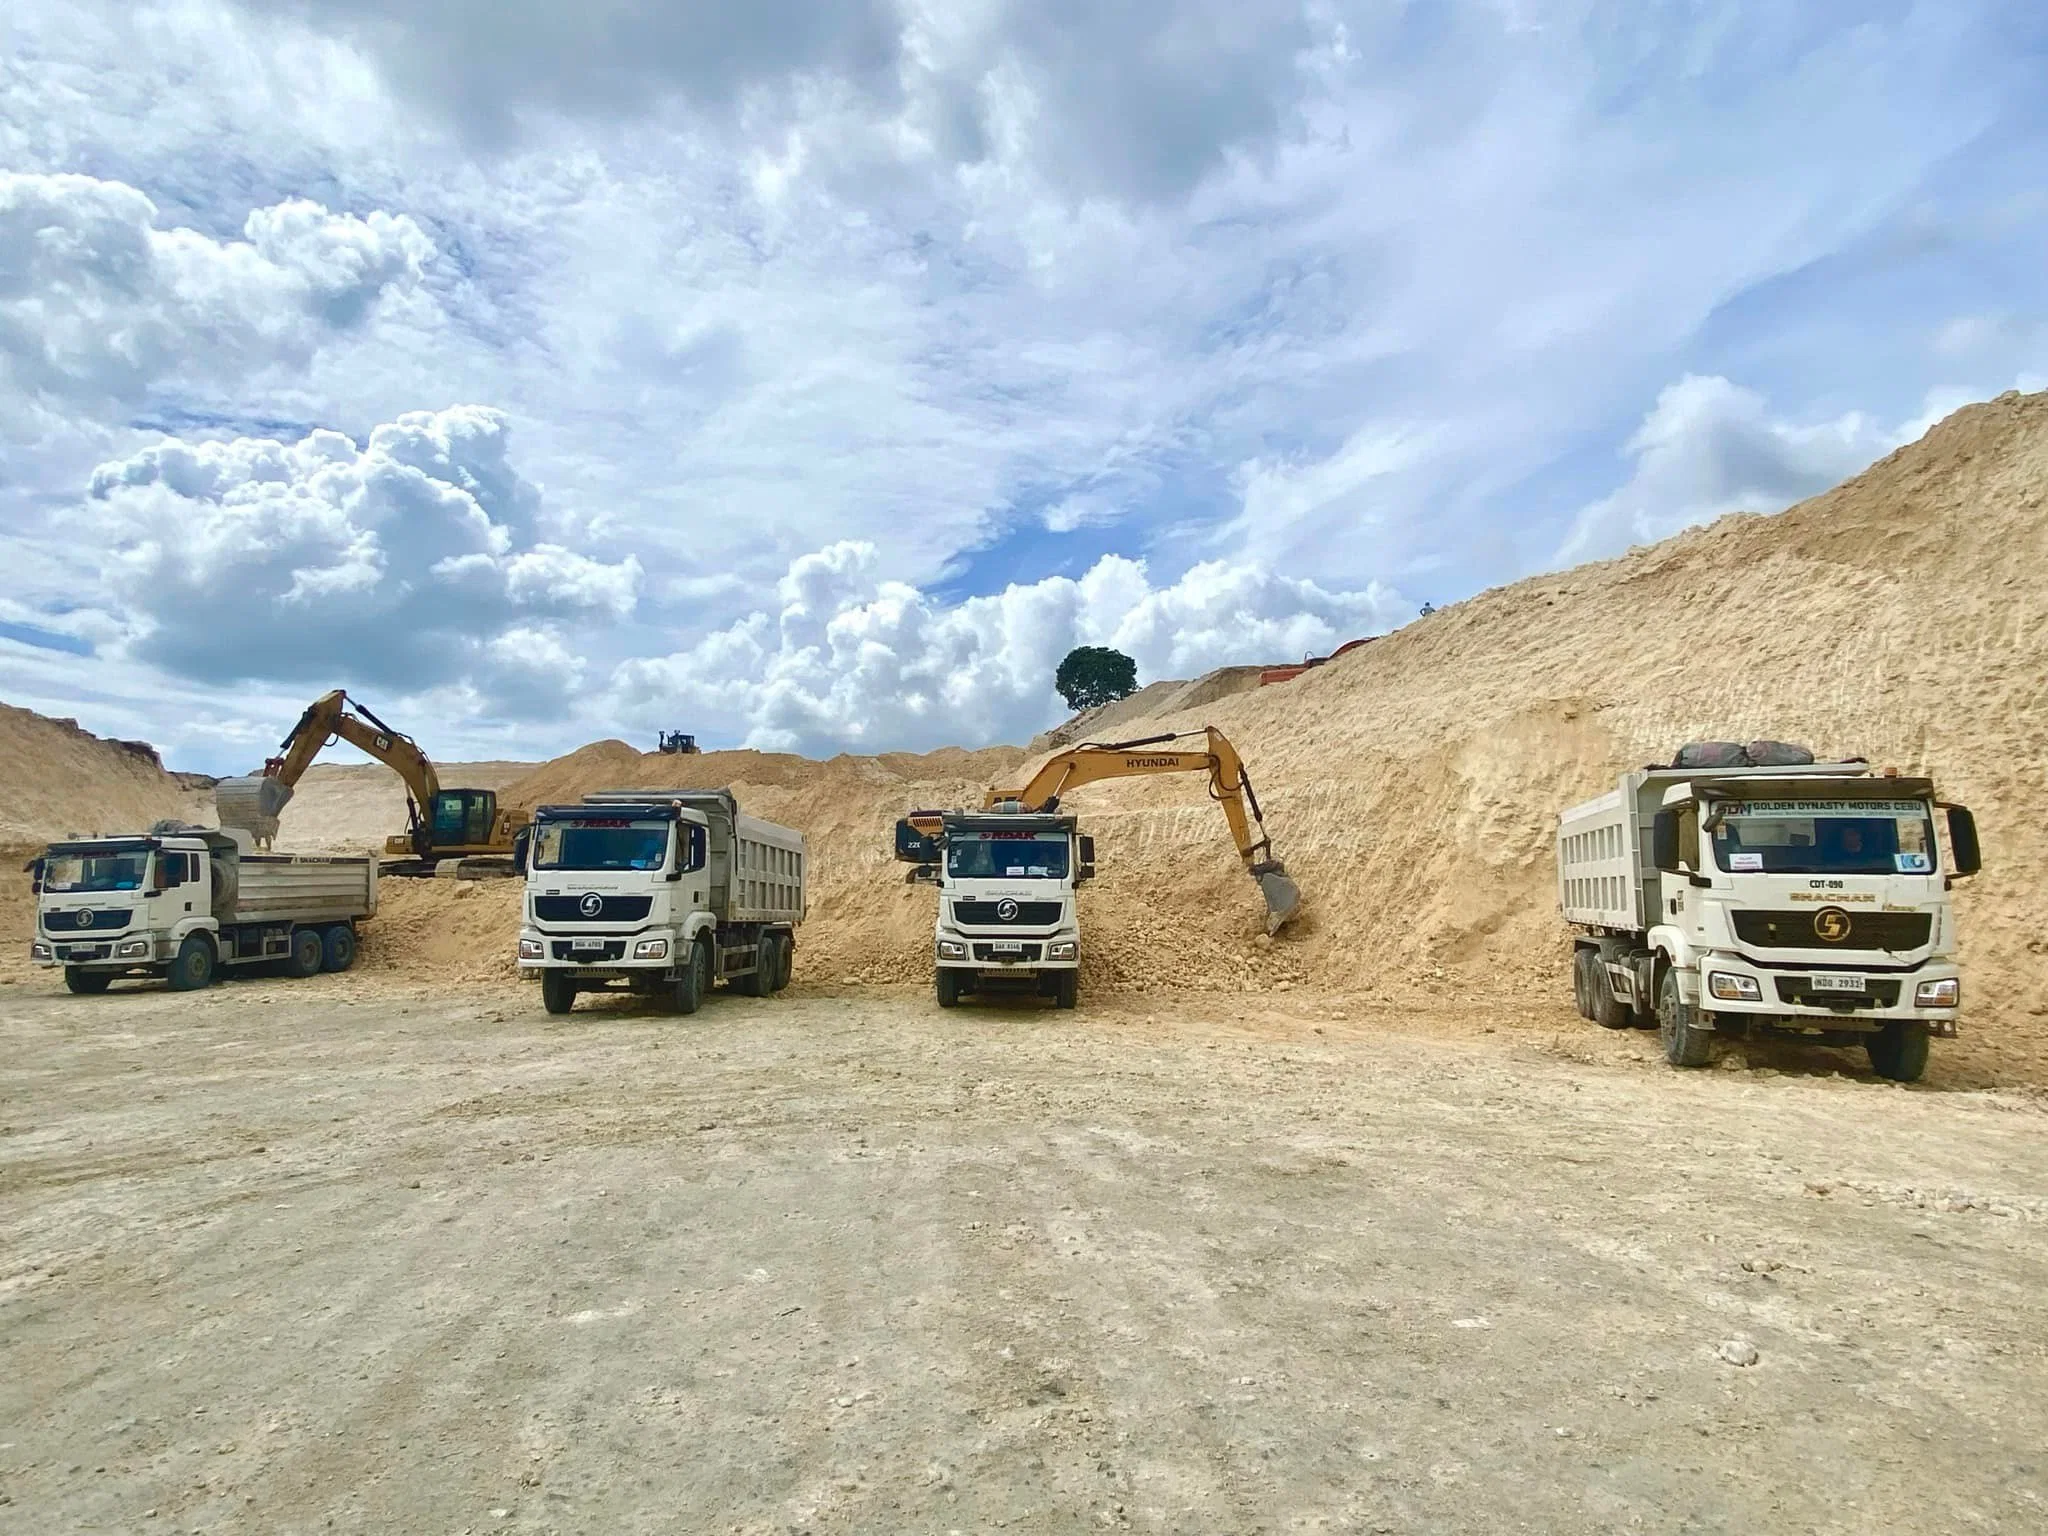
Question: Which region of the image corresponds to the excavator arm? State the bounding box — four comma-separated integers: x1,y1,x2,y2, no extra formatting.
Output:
216,690,444,850
984,726,1302,932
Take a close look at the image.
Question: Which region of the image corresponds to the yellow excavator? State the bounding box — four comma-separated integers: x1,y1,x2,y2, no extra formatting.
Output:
982,725,1302,932
214,690,522,868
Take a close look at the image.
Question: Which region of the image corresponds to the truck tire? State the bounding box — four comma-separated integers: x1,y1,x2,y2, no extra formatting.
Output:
321,924,357,973
935,968,963,1009
286,927,326,979
1590,954,1632,1029
1053,970,1078,1010
541,971,577,1015
168,934,216,992
735,937,772,997
1866,1021,1930,1083
773,934,793,993
1657,967,1713,1068
1571,949,1594,1020
674,938,710,1016
755,934,784,998
64,967,113,995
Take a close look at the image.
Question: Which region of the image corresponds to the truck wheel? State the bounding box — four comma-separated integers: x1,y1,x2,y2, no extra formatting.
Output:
541,971,577,1016
755,934,784,998
674,939,710,1016
1590,953,1631,1029
1572,949,1596,1020
1053,970,1078,1010
168,935,216,992
64,967,113,995
286,927,326,979
735,938,771,997
1657,968,1713,1068
321,924,357,973
773,934,793,993
1866,1021,1930,1083
935,968,962,1009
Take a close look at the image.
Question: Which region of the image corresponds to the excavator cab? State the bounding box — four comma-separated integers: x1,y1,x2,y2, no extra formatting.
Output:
429,789,501,851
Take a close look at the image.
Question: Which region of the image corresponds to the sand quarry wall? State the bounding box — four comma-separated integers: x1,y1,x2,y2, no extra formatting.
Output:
401,390,2048,1083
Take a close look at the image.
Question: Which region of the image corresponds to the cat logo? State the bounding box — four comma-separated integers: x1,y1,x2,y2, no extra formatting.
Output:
1813,906,1853,943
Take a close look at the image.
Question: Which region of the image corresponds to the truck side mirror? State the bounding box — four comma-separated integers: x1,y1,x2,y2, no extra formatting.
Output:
1945,805,1981,878
1651,810,1680,872
511,827,530,875
1077,835,1096,883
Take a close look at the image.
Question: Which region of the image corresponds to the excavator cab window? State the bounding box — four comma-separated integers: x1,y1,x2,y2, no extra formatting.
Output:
430,790,499,849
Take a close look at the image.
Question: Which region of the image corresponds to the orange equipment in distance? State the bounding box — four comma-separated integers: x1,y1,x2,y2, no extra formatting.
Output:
975,726,1302,933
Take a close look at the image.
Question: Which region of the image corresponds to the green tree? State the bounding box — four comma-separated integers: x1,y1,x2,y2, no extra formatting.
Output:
1055,645,1138,712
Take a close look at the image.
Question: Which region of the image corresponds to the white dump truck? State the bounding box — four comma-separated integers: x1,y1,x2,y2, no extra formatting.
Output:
895,810,1091,1008
1558,751,1981,1080
515,790,804,1015
30,824,377,994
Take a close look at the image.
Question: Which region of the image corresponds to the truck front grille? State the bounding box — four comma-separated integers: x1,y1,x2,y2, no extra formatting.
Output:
534,895,653,923
550,940,627,962
972,942,1044,963
43,909,132,933
1772,977,1903,1009
954,901,1063,927
1733,910,1931,951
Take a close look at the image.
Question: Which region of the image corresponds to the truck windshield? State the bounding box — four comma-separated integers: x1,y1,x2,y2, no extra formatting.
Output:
532,819,671,871
1710,800,1937,876
42,850,150,892
947,833,1070,880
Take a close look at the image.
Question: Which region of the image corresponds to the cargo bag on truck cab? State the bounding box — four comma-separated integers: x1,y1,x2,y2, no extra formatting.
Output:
1743,739,1815,767
1671,741,1747,769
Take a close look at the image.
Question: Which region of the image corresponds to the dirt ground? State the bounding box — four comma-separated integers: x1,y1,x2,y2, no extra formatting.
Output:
4,970,2045,1534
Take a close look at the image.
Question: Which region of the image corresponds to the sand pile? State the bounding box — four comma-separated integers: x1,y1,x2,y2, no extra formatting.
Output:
1029,666,1267,752
0,703,214,849
272,760,536,852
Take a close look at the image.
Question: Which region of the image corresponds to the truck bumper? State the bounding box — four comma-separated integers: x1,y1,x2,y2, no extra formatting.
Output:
518,927,677,980
34,936,163,968
1696,954,1962,1034
935,930,1078,976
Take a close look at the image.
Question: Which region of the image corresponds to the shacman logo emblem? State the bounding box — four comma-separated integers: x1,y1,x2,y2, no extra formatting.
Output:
1813,906,1852,943
76,909,94,928
996,899,1019,922
578,892,604,918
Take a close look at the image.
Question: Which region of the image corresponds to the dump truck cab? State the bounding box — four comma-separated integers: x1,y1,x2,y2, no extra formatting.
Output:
910,811,1091,1009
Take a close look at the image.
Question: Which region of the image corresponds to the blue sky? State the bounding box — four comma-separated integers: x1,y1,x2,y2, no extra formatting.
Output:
2,0,2044,774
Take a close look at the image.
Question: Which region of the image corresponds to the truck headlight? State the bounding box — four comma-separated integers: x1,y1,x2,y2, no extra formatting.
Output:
634,938,669,959
1914,978,1959,1008
937,939,967,960
117,939,150,958
31,942,50,962
518,937,544,960
1707,971,1762,1002
1046,940,1078,960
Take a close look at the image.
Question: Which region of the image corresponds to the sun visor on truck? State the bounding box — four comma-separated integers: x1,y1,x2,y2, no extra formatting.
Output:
534,802,684,821
1693,775,1935,804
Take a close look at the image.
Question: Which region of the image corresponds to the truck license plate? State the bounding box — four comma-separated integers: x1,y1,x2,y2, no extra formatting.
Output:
572,939,606,951
1810,974,1863,993
991,941,1024,955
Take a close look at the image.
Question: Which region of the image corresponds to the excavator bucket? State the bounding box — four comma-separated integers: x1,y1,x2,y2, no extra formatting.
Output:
1256,865,1302,934
215,775,293,846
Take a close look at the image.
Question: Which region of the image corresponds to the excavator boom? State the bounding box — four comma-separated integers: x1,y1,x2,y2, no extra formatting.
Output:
985,726,1301,933
215,689,492,859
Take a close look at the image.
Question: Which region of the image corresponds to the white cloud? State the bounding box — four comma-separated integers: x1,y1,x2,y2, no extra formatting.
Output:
85,405,639,691
0,171,430,420
610,539,1404,754
1556,375,1900,563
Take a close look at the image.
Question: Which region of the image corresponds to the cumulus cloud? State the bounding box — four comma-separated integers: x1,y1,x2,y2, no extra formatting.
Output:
610,539,1404,754
85,405,639,697
230,0,1324,202
0,171,431,417
1556,375,1902,564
